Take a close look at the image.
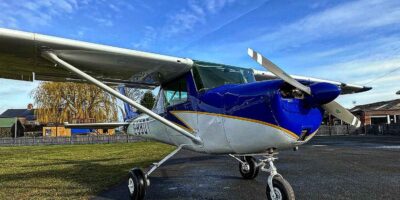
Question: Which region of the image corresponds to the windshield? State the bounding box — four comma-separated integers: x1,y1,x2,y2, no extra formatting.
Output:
193,61,255,91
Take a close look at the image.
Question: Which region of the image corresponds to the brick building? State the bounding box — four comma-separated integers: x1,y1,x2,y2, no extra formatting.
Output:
350,99,400,125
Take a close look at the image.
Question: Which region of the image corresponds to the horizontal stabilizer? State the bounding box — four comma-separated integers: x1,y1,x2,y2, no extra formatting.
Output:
64,122,130,129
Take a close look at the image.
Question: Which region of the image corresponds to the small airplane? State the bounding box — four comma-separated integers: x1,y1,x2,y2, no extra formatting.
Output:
0,28,370,200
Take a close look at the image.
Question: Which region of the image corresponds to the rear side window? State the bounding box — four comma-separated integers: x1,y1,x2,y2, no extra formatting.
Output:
163,75,188,107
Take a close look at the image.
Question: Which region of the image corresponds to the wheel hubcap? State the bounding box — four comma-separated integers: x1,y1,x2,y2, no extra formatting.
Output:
128,178,135,194
272,187,282,200
241,163,250,173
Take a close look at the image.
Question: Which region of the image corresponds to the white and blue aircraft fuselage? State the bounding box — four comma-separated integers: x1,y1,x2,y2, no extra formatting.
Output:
128,64,324,154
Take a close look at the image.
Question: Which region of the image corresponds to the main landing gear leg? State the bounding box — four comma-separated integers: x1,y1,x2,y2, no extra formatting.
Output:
230,155,260,179
230,152,295,200
128,145,184,200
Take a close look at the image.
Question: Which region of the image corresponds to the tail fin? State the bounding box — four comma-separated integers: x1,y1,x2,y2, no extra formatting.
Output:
118,86,138,121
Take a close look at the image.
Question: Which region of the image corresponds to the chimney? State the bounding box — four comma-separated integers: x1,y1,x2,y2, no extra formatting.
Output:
27,103,33,110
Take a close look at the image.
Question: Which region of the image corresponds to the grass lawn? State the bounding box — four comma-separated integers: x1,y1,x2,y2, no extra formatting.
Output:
0,142,175,200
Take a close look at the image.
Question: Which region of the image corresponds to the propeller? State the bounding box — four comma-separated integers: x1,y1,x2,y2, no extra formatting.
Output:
247,48,361,128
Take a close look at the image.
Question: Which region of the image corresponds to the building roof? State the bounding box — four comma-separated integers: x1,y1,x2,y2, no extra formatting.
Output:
0,109,36,120
350,99,400,112
0,118,16,128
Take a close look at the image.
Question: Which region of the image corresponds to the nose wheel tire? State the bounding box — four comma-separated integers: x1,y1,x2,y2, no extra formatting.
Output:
128,168,147,200
266,176,295,200
239,156,260,179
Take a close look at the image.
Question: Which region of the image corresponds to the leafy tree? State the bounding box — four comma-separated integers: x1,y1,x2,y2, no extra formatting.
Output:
32,82,118,124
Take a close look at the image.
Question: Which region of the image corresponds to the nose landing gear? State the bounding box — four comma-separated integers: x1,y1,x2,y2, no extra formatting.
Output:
260,154,295,200
230,153,295,200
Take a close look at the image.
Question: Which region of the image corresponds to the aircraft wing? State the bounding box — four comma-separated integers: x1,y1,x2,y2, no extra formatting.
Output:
0,28,193,88
253,69,371,94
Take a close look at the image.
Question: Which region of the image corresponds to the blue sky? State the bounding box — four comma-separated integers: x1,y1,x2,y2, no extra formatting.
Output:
0,0,400,113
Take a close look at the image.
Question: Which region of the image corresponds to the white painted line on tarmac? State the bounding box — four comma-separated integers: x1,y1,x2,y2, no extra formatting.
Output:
374,146,400,149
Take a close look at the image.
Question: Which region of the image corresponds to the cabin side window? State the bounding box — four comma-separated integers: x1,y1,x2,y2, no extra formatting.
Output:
163,75,188,107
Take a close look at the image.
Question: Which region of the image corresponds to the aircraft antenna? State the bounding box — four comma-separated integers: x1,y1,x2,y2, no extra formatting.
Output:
362,65,400,85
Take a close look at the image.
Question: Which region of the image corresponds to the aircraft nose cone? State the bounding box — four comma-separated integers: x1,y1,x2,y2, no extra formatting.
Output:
304,83,341,107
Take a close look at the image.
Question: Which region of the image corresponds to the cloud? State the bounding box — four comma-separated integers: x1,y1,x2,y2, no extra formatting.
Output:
0,0,124,29
163,0,237,37
131,0,240,51
239,0,400,51
0,0,80,28
133,26,157,49
109,3,120,12
190,0,400,61
206,0,236,13
91,17,114,27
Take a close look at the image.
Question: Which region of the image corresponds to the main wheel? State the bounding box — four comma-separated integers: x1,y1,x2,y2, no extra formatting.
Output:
266,176,295,200
239,156,259,179
128,168,147,200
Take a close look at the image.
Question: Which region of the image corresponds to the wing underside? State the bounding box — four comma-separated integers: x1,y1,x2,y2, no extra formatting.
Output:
0,28,193,88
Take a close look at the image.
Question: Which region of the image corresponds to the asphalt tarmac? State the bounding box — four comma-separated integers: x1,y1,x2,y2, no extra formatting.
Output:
94,135,400,200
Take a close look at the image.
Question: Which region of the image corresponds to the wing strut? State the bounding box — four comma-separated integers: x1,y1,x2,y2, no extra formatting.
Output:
42,51,202,144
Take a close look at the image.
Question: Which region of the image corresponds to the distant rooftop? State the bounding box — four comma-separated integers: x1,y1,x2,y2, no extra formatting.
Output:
0,109,36,120
350,99,400,112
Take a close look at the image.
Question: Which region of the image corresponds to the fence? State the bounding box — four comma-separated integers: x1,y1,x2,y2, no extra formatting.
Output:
317,124,400,136
0,134,146,146
1,124,399,146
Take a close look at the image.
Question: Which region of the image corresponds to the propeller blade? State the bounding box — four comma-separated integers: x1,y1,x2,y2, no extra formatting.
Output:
322,101,361,128
248,48,311,95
